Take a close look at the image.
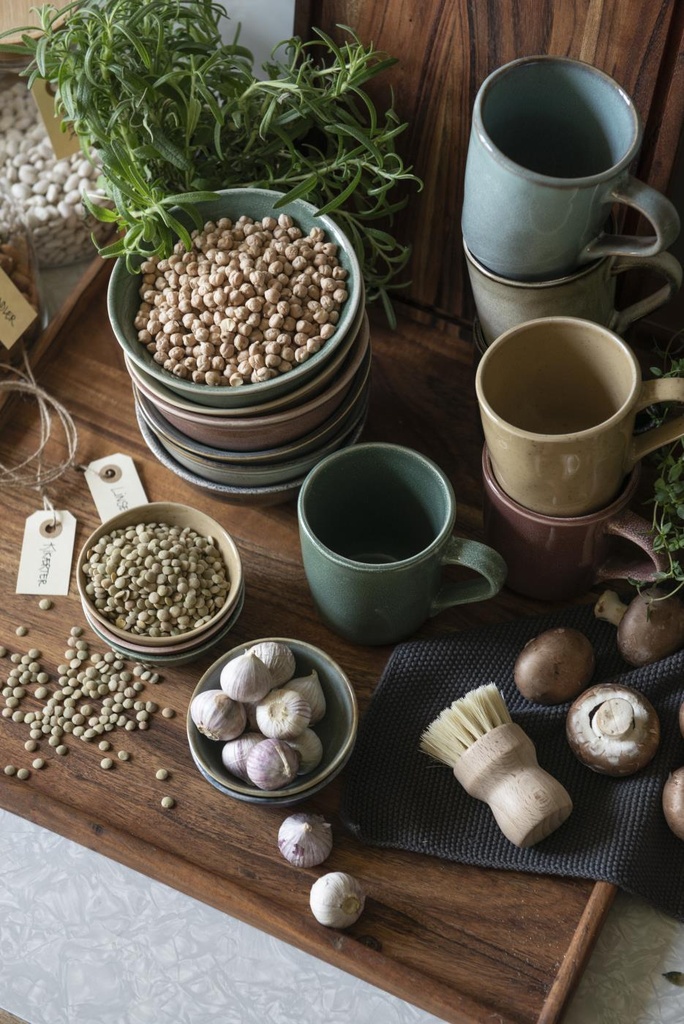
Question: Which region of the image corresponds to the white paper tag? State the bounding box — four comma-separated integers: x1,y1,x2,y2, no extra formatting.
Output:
85,454,148,521
16,510,77,596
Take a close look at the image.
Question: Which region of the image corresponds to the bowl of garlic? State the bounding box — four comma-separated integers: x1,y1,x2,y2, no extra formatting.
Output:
186,637,358,805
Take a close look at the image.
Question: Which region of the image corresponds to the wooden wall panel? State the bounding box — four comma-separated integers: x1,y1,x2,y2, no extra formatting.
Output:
298,1,684,325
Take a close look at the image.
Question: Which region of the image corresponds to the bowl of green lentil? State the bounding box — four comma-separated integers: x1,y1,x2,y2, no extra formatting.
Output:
76,502,243,652
107,188,363,410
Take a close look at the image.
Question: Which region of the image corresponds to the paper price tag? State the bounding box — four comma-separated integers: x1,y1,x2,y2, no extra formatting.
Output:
0,266,38,350
30,79,82,161
16,510,77,596
85,454,148,521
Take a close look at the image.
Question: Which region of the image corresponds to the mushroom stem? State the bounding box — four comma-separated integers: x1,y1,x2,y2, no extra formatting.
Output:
592,698,634,739
594,590,628,627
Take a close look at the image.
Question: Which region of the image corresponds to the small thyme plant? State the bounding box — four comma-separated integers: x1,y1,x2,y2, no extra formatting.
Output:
646,331,684,594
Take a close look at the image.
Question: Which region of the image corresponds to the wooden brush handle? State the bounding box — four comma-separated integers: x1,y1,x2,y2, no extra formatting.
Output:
451,723,573,848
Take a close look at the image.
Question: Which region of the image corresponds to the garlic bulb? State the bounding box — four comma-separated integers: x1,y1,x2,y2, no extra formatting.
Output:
249,641,296,686
190,690,247,741
278,813,333,867
220,650,273,703
287,670,326,724
246,738,301,790
287,728,323,774
221,733,263,781
256,688,311,740
309,872,366,928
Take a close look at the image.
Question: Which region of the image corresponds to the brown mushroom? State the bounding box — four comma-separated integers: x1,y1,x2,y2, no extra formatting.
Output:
663,767,684,841
594,588,684,666
566,683,660,776
513,627,595,704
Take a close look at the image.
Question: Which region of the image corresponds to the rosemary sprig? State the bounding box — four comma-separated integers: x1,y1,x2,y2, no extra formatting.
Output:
0,1,421,321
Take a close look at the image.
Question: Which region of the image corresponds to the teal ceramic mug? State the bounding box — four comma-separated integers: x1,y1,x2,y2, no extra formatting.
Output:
297,443,507,645
461,55,680,280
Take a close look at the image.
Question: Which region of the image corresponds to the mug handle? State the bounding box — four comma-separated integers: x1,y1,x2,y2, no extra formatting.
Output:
429,536,507,615
611,251,683,334
583,176,680,262
628,377,684,468
595,508,668,584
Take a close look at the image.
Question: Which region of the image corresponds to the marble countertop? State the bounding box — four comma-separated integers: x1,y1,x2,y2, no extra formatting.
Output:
2,805,684,1024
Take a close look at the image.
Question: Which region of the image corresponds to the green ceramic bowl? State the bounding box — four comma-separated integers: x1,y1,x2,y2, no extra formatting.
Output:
187,637,358,804
108,188,363,410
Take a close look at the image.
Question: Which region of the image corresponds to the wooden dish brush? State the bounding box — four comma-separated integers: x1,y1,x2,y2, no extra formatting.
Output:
420,683,573,848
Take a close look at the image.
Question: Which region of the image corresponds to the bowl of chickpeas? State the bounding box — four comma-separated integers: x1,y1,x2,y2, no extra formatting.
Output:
107,188,364,411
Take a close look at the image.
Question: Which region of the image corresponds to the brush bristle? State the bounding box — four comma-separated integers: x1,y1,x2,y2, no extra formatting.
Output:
420,683,511,766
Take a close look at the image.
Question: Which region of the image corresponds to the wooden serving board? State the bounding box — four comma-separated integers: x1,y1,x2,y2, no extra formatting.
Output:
0,260,614,1024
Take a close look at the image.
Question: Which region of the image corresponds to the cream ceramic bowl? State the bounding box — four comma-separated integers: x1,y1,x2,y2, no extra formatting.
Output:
187,638,358,804
128,311,370,451
108,188,363,409
76,502,243,649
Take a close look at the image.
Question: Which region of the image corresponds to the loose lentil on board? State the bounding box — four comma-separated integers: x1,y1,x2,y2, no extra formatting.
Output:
135,213,349,387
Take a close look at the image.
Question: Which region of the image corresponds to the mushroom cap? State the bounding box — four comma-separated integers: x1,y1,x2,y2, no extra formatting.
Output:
663,767,684,841
513,627,595,705
566,683,660,776
617,589,684,667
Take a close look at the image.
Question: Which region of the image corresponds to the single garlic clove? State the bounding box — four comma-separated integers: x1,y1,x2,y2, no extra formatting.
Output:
248,641,296,686
278,812,333,867
220,650,273,703
309,872,366,928
286,728,323,774
256,688,311,740
221,732,263,781
287,670,326,724
190,689,247,742
246,737,301,790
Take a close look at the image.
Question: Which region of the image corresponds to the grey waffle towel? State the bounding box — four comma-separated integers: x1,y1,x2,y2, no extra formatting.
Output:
340,605,684,920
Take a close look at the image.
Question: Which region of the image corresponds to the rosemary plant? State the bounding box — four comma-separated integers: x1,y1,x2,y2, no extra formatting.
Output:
0,0,421,321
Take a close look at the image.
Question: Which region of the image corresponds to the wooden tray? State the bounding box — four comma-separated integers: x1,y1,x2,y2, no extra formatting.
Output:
0,259,614,1024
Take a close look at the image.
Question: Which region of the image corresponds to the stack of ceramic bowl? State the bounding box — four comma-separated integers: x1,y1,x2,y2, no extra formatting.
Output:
186,638,358,807
107,189,369,506
76,503,244,667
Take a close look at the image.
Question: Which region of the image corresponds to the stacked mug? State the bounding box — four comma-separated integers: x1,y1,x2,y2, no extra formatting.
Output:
461,55,684,601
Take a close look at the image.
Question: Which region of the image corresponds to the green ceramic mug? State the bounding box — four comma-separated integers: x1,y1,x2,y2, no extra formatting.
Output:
297,443,507,645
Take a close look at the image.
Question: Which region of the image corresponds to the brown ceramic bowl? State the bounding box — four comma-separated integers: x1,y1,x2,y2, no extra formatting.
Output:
124,293,366,422
128,312,370,452
76,502,244,649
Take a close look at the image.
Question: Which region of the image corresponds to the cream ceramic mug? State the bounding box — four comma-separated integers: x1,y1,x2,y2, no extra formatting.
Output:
464,241,682,347
475,316,684,517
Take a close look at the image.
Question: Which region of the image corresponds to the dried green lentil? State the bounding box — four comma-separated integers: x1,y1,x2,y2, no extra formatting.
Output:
155,768,169,781
38,598,53,610
15,626,28,637
160,796,175,809
161,708,175,719
100,757,113,770
117,750,130,761
16,768,30,780
32,758,45,769
4,765,17,775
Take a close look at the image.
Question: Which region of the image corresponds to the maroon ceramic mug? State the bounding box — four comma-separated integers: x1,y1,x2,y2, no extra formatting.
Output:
481,446,666,601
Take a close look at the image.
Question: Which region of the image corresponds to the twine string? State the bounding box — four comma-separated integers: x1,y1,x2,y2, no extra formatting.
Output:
0,350,79,520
